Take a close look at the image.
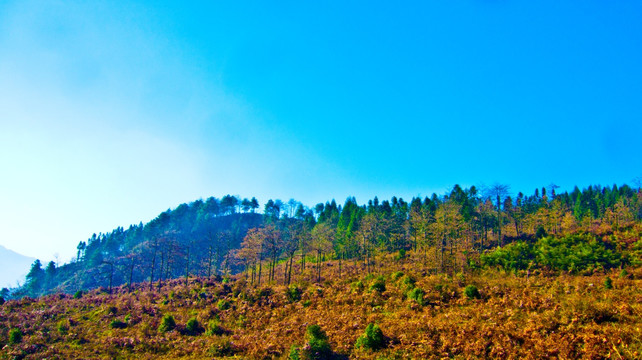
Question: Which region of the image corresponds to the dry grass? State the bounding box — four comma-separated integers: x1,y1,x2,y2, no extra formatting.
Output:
2,256,642,359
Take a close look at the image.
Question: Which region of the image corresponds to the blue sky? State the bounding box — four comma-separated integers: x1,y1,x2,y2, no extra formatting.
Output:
0,1,641,262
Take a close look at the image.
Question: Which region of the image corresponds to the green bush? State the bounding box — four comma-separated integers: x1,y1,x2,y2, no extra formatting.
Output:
206,320,224,336
400,275,416,291
355,323,385,350
9,328,22,344
301,324,331,360
406,287,425,306
288,344,301,360
287,285,302,303
185,318,200,335
464,285,480,299
481,234,621,273
391,271,404,281
351,280,365,293
73,290,83,299
604,276,613,289
217,299,231,311
109,320,127,329
57,320,69,334
158,314,176,333
369,276,386,293
0,296,5,305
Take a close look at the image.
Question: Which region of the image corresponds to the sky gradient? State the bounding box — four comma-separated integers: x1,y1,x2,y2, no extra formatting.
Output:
1,1,641,263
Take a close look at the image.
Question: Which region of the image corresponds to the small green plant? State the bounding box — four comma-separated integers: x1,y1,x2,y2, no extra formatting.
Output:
355,323,385,351
604,276,613,289
369,276,386,293
351,280,365,293
464,285,481,299
406,287,425,306
206,320,224,336
288,344,301,360
9,328,22,344
287,285,303,303
185,317,200,335
158,314,176,333
109,320,127,329
298,324,331,360
619,268,629,278
207,336,234,356
394,249,406,261
73,290,83,299
217,299,231,311
391,271,404,281
302,299,312,307
57,320,69,334
400,275,416,291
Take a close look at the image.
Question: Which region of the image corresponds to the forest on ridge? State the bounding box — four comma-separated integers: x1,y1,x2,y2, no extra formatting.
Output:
10,182,642,299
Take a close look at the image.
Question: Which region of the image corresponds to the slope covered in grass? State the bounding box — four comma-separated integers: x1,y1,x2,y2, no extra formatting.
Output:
2,254,642,359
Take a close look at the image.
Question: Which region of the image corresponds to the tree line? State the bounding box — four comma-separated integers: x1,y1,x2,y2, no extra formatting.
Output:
10,183,642,298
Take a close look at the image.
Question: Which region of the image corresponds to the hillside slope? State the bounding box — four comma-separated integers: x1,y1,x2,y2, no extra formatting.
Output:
1,254,641,359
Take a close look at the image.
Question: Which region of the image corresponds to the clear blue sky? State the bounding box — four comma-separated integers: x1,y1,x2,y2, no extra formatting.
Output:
1,1,641,262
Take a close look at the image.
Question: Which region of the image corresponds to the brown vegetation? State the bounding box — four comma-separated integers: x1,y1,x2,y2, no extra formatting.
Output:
2,253,642,359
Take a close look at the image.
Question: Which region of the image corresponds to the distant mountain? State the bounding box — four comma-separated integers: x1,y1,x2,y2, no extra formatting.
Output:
0,245,35,288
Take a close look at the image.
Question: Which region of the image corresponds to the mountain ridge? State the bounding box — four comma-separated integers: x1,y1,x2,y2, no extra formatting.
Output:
0,245,35,288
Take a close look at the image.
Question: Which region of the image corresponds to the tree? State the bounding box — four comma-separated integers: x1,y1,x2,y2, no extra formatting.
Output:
221,195,239,215
485,183,510,247
310,223,334,282
25,260,45,297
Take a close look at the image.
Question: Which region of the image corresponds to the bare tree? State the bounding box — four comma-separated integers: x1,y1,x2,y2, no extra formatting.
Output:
484,183,510,247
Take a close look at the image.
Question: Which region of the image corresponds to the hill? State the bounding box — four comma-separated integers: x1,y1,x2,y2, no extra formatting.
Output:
11,184,642,300
2,183,642,358
13,195,272,298
1,252,641,359
0,245,35,289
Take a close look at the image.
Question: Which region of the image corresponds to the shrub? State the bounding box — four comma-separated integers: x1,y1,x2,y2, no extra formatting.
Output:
604,276,613,289
206,320,224,336
185,317,200,335
8,328,22,344
73,290,83,299
391,271,404,281
287,285,303,303
355,323,385,351
464,285,480,299
302,300,312,308
301,324,331,360
369,276,386,293
288,344,301,360
400,275,416,291
207,336,234,356
351,280,365,293
158,314,176,333
406,287,425,306
57,320,69,334
217,299,231,311
110,320,127,329
394,249,406,261
0,296,4,305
